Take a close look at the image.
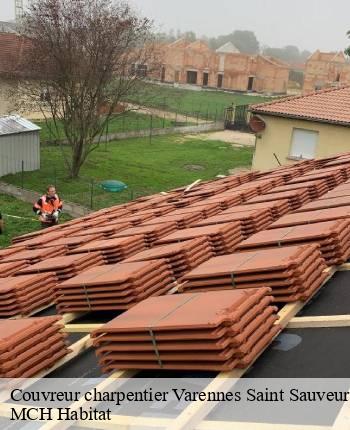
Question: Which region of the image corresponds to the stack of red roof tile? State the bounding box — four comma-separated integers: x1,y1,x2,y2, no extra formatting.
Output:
106,213,155,227
167,195,204,208
170,202,222,218
39,233,104,251
0,273,58,317
228,185,259,202
194,209,273,238
295,196,350,212
266,179,329,200
54,260,175,312
11,228,56,244
0,246,66,265
268,207,350,229
131,206,173,217
237,219,350,266
156,222,243,255
0,317,69,377
223,200,290,220
318,182,350,199
180,245,327,302
315,156,339,169
287,170,344,189
124,237,214,279
323,158,350,169
70,223,132,239
69,236,146,264
314,166,350,181
204,193,242,209
10,231,64,250
111,222,178,247
0,246,25,260
91,289,281,371
17,252,105,281
141,212,204,229
0,261,28,277
246,189,311,210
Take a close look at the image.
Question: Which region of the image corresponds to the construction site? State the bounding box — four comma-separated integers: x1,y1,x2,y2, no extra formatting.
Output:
1,0,350,429
0,150,350,428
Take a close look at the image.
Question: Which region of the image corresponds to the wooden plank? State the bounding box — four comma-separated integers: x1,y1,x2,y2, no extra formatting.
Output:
39,370,137,430
78,416,330,430
332,396,350,429
64,323,103,333
62,312,87,324
338,263,350,271
184,179,201,193
288,315,350,329
10,302,55,319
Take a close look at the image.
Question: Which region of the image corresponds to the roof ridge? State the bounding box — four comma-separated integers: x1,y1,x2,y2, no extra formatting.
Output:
251,85,350,110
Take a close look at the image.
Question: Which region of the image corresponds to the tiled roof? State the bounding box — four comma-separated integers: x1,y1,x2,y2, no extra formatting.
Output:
250,86,350,126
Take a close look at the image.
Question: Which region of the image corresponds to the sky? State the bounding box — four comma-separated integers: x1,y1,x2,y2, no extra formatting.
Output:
1,0,350,52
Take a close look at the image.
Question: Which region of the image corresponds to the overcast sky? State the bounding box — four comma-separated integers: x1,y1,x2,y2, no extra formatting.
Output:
1,0,350,52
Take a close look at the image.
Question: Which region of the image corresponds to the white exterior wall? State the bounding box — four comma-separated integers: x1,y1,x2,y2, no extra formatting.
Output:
0,131,40,177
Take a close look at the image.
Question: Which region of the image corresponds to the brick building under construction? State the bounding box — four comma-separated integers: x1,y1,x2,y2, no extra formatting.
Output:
154,39,290,95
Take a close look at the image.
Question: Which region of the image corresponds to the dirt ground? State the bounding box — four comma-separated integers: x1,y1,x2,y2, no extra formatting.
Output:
185,130,256,147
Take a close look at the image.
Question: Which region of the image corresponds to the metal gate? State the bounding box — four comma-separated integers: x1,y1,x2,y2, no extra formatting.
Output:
224,104,252,132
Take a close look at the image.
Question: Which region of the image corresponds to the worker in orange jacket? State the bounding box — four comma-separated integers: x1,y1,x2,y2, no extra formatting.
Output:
33,185,63,228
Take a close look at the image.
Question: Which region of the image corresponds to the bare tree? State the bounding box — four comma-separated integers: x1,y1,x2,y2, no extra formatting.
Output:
12,0,155,178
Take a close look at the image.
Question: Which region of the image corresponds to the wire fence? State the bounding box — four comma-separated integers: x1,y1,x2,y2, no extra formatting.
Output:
0,107,228,211
0,155,162,211
37,109,220,145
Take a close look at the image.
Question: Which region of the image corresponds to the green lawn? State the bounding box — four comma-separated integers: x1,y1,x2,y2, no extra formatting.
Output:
0,194,71,247
35,111,186,142
126,82,274,120
3,134,254,210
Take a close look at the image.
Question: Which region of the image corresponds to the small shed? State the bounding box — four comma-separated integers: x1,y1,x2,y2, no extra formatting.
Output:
0,115,41,177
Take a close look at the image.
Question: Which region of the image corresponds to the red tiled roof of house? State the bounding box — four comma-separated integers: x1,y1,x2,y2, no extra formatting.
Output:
250,86,350,126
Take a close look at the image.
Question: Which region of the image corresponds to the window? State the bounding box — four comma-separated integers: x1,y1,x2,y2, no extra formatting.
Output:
187,71,198,84
202,72,209,86
289,128,318,159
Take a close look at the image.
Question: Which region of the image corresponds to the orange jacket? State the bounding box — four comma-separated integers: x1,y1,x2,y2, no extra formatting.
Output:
33,194,63,215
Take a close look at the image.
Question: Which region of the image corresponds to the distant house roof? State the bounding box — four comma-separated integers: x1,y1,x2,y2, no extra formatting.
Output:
250,86,350,127
216,42,240,54
0,116,41,136
307,50,346,63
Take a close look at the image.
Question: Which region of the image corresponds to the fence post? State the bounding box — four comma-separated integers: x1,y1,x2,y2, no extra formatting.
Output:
122,114,126,132
21,160,24,189
215,106,218,123
54,167,57,188
175,112,178,126
149,115,153,145
105,119,109,151
196,112,199,126
163,113,165,128
90,179,94,209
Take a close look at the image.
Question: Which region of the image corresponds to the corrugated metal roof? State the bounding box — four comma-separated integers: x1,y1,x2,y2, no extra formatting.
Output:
0,116,41,136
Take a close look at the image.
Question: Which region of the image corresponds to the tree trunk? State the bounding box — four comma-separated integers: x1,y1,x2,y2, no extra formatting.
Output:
70,141,84,178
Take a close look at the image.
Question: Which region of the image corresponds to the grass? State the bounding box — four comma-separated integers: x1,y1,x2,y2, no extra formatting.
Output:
35,111,187,142
3,134,254,210
0,194,71,247
126,81,274,120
